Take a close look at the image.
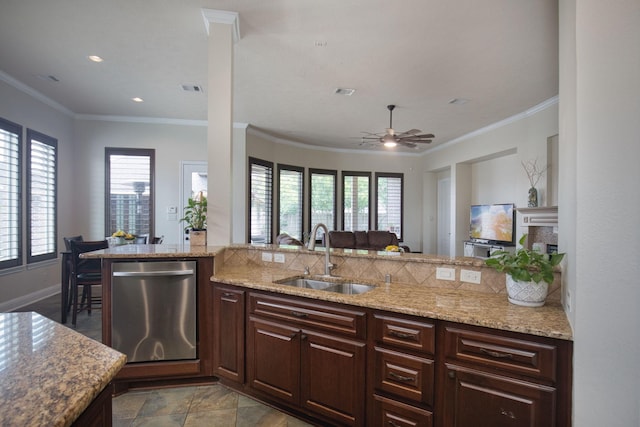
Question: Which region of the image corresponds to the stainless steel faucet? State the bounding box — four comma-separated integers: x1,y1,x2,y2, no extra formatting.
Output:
307,223,333,276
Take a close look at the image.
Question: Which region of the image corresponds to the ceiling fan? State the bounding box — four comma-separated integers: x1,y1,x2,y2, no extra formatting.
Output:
360,105,434,148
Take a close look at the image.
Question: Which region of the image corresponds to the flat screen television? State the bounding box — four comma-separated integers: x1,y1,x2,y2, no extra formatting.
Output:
469,203,515,245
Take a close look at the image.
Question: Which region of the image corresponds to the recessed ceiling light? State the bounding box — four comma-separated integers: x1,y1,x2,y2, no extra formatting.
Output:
449,98,470,105
88,55,104,63
335,88,356,96
132,97,144,103
181,84,204,92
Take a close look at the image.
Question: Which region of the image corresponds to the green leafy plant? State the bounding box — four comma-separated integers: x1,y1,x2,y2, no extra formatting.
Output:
485,234,565,284
180,193,207,231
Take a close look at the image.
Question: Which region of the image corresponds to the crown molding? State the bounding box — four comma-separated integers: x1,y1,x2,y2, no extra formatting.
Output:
201,9,240,42
0,70,74,117
421,96,559,156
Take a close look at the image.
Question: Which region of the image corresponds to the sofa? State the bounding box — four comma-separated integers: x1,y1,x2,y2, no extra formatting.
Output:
325,230,410,253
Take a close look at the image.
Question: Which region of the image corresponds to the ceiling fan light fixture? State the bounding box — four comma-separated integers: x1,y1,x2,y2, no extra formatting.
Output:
382,134,397,147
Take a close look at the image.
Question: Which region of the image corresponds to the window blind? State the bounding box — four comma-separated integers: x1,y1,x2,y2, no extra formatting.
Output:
310,169,336,239
249,158,273,243
0,119,22,269
376,173,403,239
27,130,57,263
106,148,154,237
278,166,303,240
342,172,370,231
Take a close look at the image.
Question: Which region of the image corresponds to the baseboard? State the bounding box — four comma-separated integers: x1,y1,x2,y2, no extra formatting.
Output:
0,285,60,312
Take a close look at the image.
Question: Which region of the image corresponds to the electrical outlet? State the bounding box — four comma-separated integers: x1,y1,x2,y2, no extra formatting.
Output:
436,267,455,281
273,253,285,263
261,252,273,262
460,269,482,284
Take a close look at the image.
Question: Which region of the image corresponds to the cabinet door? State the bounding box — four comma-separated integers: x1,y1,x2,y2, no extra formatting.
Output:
372,394,433,427
442,364,556,427
213,285,245,383
247,317,301,406
300,329,366,427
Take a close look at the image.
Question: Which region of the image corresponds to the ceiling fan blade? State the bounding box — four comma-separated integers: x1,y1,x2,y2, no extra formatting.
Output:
407,133,434,139
396,129,422,137
397,141,417,148
401,139,432,144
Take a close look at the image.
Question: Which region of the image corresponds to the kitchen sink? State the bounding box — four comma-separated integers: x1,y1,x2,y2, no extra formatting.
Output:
275,276,376,295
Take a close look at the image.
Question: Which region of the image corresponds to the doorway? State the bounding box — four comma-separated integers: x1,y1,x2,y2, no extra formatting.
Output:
180,161,207,242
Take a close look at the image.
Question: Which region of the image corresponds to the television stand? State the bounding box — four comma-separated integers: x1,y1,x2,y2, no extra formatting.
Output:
464,241,515,259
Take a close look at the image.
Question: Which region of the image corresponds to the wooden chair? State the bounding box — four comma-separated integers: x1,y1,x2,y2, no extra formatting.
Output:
134,234,149,244
62,235,84,318
69,239,108,327
151,235,164,244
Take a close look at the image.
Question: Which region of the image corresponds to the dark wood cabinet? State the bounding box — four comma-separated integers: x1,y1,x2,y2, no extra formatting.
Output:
438,322,572,427
212,285,245,383
369,312,436,427
72,383,113,427
248,291,367,426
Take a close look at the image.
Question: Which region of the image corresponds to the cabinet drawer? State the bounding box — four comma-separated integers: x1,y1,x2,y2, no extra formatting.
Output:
373,313,435,355
249,292,366,339
373,394,433,427
374,347,434,406
443,324,557,382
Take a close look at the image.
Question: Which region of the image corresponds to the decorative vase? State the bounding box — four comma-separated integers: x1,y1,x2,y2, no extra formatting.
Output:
190,230,207,246
505,274,548,307
527,187,538,207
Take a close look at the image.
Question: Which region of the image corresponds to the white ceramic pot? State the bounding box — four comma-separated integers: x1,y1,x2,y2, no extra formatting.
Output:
505,274,549,307
190,230,207,246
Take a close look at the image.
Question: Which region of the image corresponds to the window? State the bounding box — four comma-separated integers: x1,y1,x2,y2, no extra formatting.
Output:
309,169,337,240
248,157,273,243
342,171,371,231
105,148,154,238
0,118,22,269
277,164,303,241
26,130,57,263
376,173,404,240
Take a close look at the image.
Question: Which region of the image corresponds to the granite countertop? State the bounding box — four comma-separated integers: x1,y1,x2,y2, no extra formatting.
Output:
81,243,226,259
0,312,126,427
212,265,573,341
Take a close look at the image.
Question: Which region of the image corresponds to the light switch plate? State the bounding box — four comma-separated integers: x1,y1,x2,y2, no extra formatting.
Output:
460,269,482,284
261,252,273,262
436,267,455,281
273,253,285,263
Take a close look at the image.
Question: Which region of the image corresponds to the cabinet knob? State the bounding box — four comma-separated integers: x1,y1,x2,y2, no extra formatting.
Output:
448,370,455,379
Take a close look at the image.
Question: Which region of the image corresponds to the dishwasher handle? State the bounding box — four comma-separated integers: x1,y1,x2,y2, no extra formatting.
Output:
113,269,194,277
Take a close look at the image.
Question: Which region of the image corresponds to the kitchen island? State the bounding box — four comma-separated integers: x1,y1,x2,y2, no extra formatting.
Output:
0,312,126,427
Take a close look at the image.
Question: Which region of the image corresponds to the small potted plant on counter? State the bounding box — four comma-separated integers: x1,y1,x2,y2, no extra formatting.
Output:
485,234,565,307
181,191,207,246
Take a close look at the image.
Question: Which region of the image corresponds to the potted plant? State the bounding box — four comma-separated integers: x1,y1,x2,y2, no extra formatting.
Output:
181,191,207,246
485,234,565,307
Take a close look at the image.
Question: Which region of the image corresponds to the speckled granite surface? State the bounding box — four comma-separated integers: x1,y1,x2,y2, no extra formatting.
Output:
81,243,226,259
212,263,573,341
82,243,572,340
0,312,126,427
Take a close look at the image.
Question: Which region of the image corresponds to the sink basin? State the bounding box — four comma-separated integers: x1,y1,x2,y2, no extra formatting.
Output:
323,283,376,295
275,276,375,294
275,277,336,290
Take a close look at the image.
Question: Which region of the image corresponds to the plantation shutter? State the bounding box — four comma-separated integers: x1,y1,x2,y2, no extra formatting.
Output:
249,157,273,243
376,173,403,240
0,118,22,269
342,172,371,231
278,165,303,240
27,129,57,263
309,169,337,240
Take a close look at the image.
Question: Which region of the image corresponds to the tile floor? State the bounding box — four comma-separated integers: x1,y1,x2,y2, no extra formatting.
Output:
15,293,314,427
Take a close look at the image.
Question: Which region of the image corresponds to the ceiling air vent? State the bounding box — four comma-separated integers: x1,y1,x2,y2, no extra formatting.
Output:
181,84,204,93
335,88,355,96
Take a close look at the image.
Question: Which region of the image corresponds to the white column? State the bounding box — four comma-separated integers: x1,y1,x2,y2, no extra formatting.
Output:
201,9,240,245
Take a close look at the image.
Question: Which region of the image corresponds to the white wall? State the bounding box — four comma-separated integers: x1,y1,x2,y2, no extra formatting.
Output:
563,1,640,425
72,120,207,244
0,80,74,305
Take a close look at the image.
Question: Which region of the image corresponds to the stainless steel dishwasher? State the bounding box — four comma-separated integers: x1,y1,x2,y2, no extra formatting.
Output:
111,260,196,363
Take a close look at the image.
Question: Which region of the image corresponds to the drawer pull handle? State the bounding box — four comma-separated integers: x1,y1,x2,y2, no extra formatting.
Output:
480,348,513,359
389,371,415,382
500,408,516,419
389,331,416,340
291,311,308,318
222,292,234,298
